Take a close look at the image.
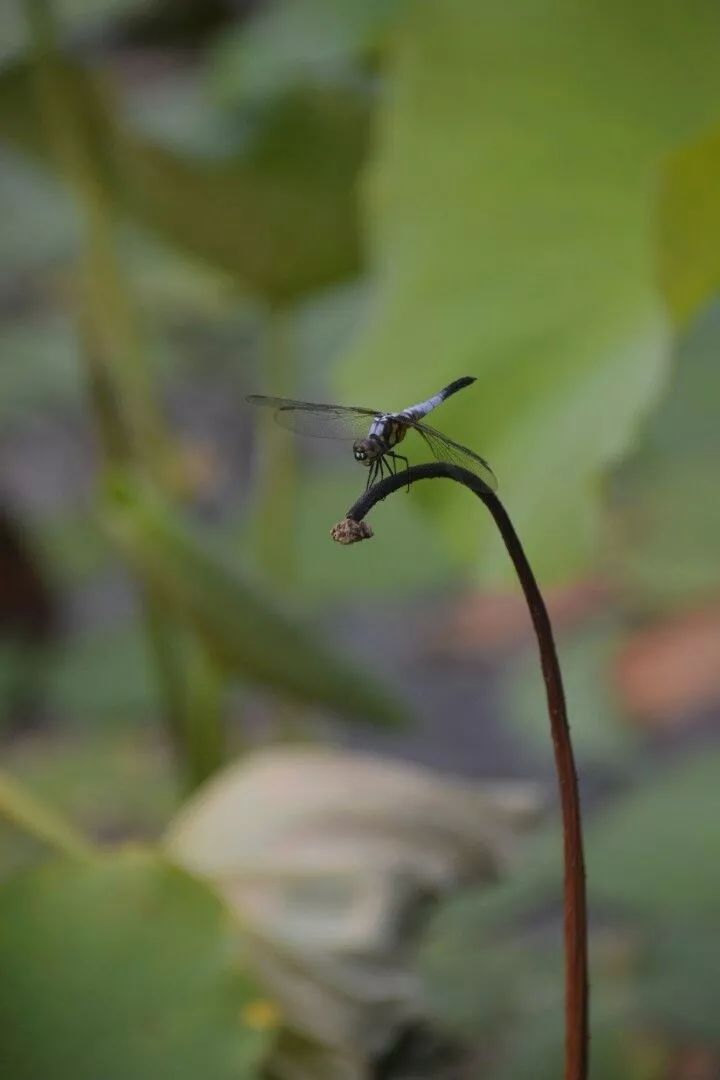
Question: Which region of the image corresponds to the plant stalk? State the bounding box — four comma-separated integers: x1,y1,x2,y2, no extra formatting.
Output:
339,462,589,1080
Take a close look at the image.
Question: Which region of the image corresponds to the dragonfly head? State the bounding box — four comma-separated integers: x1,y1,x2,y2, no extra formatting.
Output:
353,438,381,466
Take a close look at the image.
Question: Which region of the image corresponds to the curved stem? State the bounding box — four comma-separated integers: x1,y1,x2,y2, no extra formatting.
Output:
342,462,589,1080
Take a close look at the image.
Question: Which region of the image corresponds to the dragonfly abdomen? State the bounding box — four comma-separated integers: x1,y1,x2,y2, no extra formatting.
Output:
401,375,476,419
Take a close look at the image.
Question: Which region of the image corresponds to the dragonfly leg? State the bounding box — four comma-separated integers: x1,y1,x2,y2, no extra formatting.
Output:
398,455,410,490
389,452,410,491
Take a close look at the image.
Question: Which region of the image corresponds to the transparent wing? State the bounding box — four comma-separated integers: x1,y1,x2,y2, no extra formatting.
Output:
246,395,380,440
406,419,498,491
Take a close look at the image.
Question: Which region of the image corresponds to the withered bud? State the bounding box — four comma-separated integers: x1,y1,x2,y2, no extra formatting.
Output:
331,517,374,545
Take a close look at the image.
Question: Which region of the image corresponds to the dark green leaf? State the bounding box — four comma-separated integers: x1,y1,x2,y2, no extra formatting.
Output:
0,58,368,300
124,88,368,300
0,849,272,1080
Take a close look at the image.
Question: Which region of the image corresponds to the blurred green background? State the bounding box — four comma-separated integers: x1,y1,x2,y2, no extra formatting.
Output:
1,1,720,1078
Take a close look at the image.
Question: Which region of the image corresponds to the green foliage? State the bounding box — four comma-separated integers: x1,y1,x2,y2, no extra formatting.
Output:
659,128,720,324
0,768,93,862
209,0,401,105
3,2,720,1074
0,850,272,1079
423,918,720,1078
123,87,368,301
0,148,78,267
421,916,650,1079
103,479,407,727
1,730,176,843
338,0,720,580
420,748,720,1074
488,1013,642,1080
0,311,82,423
33,509,111,586
638,925,720,1044
609,302,720,609
503,616,638,766
430,747,720,925
48,625,160,722
0,59,367,302
589,751,720,917
0,0,147,64
254,469,454,598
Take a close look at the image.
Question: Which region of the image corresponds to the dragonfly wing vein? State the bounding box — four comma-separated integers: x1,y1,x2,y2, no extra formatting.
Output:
246,396,380,440
407,419,498,491
245,393,497,485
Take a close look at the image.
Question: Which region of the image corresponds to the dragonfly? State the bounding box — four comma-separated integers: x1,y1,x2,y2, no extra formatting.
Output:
246,375,497,492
